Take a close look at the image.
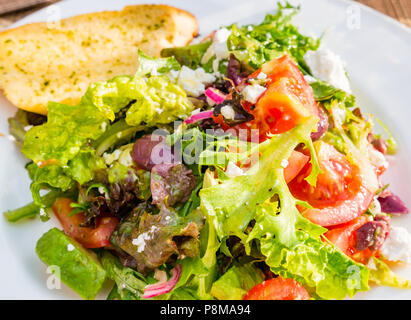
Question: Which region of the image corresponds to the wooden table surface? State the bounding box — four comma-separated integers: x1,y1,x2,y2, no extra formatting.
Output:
0,0,410,31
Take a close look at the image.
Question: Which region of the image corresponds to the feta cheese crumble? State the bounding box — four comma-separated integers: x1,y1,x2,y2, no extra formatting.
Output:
132,226,160,253
220,105,236,121
304,48,351,93
256,72,267,80
67,244,75,252
380,226,411,263
168,66,215,97
241,84,267,104
280,159,289,168
225,161,244,178
132,232,151,253
39,208,47,217
201,28,232,76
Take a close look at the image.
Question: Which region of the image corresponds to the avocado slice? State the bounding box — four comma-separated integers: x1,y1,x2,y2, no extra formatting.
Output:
36,228,106,300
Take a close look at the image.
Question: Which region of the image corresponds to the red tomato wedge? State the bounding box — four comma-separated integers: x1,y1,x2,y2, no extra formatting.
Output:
52,198,118,249
240,55,319,142
284,150,310,184
302,187,373,227
243,278,310,300
288,141,374,227
214,54,319,142
325,215,373,263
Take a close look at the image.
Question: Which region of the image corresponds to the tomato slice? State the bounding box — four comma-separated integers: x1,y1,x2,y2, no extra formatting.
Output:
302,187,373,227
288,141,373,227
52,198,118,249
240,55,319,141
284,150,310,184
243,277,310,300
325,216,373,263
215,54,319,142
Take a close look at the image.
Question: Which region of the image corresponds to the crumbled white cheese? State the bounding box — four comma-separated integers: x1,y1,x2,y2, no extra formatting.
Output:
380,226,411,263
67,244,75,252
304,48,351,93
168,66,215,97
39,208,47,217
256,72,267,80
201,28,232,75
214,27,232,43
132,232,151,253
132,226,160,253
225,161,244,178
220,104,236,121
103,149,122,165
241,84,267,104
368,196,382,215
280,159,289,168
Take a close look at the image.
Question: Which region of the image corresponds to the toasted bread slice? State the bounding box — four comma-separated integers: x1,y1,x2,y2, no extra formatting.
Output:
0,5,198,114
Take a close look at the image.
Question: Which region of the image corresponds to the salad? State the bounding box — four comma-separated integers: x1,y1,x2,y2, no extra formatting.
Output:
4,3,411,300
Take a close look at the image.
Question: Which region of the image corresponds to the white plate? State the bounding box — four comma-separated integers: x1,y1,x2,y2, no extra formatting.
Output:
0,0,410,300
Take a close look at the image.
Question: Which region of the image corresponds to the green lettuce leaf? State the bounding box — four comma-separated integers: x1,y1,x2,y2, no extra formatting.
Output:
125,76,194,127
26,148,106,205
68,148,106,185
21,102,107,166
369,257,411,289
160,257,211,300
227,3,319,70
100,251,147,300
82,51,181,121
161,41,212,70
210,262,264,300
199,117,370,299
249,201,369,300
136,49,180,77
199,117,320,241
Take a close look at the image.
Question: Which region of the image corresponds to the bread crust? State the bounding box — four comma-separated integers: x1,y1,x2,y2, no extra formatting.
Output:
0,4,198,114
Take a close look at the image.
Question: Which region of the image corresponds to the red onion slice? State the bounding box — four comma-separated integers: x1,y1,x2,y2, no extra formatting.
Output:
205,87,226,104
142,264,182,299
184,110,214,125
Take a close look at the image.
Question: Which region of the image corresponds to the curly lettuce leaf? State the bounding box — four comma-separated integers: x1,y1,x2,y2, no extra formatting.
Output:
81,75,134,122
26,148,106,205
26,162,74,205
199,117,370,299
125,76,194,127
199,117,320,241
248,200,369,300
136,49,180,77
228,3,319,70
22,102,107,166
82,52,181,121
